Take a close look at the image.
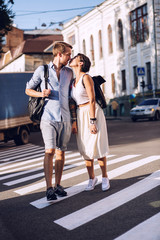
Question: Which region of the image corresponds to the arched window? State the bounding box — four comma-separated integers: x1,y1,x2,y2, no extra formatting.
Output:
82,39,86,55
108,25,113,54
90,35,95,64
118,19,124,50
99,30,103,59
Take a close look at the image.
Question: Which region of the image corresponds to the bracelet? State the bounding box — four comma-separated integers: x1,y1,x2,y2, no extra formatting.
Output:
90,119,97,124
90,118,96,121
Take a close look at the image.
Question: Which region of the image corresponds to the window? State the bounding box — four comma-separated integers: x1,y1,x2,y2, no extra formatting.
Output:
121,70,126,91
99,30,103,58
90,35,95,64
118,19,124,50
130,4,149,46
146,62,152,86
108,25,113,54
82,39,86,55
68,34,75,45
111,73,115,93
133,66,138,88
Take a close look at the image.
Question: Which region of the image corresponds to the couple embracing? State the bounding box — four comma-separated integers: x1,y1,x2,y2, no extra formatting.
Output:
26,41,110,201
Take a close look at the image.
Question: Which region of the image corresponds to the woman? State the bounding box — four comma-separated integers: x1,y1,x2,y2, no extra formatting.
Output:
69,53,110,191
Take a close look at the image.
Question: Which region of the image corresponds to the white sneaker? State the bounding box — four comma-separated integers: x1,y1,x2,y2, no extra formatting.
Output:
85,177,98,191
102,177,110,191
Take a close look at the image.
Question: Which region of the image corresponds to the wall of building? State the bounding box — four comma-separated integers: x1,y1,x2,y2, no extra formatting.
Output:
0,55,25,72
25,54,53,71
62,0,160,116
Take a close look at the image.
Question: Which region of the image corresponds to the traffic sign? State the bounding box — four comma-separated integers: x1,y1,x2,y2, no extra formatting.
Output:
137,67,145,76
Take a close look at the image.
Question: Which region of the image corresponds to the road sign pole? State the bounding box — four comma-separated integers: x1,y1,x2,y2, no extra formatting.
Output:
142,76,144,99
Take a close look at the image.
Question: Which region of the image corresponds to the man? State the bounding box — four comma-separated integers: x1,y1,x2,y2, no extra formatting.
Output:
111,100,119,118
25,41,73,201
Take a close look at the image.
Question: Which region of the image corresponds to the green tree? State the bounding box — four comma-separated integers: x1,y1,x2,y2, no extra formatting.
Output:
0,0,14,56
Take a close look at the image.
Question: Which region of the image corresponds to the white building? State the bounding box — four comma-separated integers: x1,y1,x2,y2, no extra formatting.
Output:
62,0,160,115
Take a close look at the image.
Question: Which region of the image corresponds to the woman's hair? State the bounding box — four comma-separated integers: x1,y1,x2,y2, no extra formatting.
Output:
77,53,91,72
52,41,72,57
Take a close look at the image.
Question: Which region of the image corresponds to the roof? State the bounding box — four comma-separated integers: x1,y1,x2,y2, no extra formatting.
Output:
24,29,62,35
0,35,63,69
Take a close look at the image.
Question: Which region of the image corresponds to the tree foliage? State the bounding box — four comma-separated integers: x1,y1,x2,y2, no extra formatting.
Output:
0,0,14,55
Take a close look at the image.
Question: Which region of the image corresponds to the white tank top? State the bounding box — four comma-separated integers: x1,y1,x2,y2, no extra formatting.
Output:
71,74,90,105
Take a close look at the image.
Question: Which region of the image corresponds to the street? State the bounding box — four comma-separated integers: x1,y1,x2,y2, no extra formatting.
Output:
0,118,160,240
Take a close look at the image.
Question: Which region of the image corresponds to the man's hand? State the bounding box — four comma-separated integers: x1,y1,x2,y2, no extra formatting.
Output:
42,89,51,98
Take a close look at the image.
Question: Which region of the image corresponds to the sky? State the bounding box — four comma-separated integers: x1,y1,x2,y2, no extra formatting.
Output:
11,0,105,30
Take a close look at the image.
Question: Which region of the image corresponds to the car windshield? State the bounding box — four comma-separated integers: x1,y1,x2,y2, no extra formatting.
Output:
138,99,158,106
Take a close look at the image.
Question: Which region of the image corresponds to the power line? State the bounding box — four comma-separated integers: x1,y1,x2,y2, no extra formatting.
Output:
15,6,96,17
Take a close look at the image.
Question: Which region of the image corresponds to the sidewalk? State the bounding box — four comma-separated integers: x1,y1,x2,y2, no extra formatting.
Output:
106,116,131,121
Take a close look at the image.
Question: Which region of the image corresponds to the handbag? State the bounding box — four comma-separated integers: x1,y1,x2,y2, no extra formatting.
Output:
92,75,107,109
81,74,107,109
28,64,49,123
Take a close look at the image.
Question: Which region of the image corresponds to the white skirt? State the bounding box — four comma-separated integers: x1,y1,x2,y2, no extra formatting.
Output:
76,103,109,159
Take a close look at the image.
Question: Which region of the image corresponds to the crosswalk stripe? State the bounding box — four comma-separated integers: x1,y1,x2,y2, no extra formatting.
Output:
0,157,82,180
4,162,82,186
3,155,134,186
30,155,160,209
0,149,45,163
1,155,115,184
0,162,43,176
0,145,44,159
114,212,160,240
0,167,43,181
54,170,160,230
14,155,136,195
0,157,44,171
0,152,81,168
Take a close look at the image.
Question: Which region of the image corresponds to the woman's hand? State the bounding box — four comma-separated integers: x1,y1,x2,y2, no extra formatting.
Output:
42,89,51,98
90,123,97,134
72,121,78,134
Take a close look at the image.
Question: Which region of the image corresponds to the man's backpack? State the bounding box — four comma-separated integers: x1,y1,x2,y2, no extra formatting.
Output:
28,65,48,124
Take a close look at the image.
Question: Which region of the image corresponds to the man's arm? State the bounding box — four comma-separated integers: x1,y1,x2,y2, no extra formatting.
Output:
25,66,51,98
25,88,51,98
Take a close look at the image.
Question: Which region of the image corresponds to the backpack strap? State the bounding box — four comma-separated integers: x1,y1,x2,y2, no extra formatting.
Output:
44,64,49,89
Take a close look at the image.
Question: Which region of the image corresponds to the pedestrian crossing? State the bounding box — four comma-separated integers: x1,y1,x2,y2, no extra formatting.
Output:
0,143,160,239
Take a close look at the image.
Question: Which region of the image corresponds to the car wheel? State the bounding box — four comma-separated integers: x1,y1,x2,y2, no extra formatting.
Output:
154,111,159,121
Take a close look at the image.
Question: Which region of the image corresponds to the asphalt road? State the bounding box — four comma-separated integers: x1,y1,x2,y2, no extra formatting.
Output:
0,117,160,240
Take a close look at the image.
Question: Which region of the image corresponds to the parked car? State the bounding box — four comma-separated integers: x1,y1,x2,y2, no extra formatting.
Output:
130,98,160,122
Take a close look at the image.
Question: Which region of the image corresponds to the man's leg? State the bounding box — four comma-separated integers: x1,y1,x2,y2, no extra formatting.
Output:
44,149,55,189
55,149,65,187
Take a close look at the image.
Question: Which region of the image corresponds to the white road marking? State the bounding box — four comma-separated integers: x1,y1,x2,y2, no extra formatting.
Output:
30,155,159,209
54,170,160,230
14,155,134,195
0,157,44,171
114,212,160,240
0,149,45,162
0,144,44,158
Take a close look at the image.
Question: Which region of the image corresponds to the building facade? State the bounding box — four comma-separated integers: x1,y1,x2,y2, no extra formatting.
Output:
62,0,160,116
0,29,63,72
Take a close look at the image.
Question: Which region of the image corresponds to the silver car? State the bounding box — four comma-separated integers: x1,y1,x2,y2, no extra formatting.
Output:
130,98,160,122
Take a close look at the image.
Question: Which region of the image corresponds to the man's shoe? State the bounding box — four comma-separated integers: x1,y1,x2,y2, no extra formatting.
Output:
46,187,57,201
102,177,110,191
85,177,98,191
54,184,67,197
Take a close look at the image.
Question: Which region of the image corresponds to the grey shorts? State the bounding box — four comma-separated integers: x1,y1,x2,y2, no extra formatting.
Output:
40,121,71,151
